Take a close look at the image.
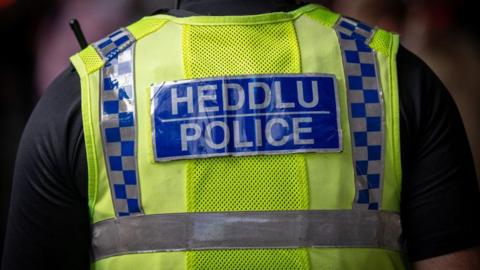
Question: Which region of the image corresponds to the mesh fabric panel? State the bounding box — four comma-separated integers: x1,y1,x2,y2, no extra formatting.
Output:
79,46,104,73
182,22,301,77
186,155,309,212
187,249,310,270
183,21,310,269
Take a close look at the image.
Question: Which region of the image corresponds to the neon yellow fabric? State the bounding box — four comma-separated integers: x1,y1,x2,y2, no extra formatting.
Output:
182,21,300,77
390,35,402,185
376,33,402,211
78,46,104,74
294,14,357,210
303,4,340,27
370,29,394,57
308,248,408,269
127,17,168,40
135,22,188,216
93,252,186,270
187,249,310,270
70,55,114,222
186,155,309,212
182,18,309,269
70,3,404,269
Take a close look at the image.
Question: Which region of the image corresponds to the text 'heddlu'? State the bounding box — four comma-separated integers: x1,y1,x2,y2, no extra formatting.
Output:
151,74,341,161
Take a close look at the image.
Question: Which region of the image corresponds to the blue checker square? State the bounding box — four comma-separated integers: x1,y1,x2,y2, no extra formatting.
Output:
357,22,372,32
354,132,368,147
105,128,121,143
345,51,360,63
355,40,372,52
118,88,130,100
340,20,356,31
363,90,379,103
351,103,366,118
367,174,380,189
357,189,370,204
348,76,363,90
368,203,379,210
109,156,123,171
123,170,137,185
114,35,130,46
127,199,141,212
340,32,354,40
351,32,367,43
360,64,376,77
356,160,369,176
114,184,127,199
119,112,134,127
119,212,130,217
104,78,118,90
104,100,119,114
109,29,123,38
367,117,382,132
368,145,382,160
121,141,135,156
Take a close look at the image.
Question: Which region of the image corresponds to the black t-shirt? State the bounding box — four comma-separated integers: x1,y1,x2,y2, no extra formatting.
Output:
2,3,479,270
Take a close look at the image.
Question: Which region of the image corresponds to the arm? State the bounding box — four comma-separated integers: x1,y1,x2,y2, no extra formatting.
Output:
414,248,480,270
397,46,480,265
1,66,90,270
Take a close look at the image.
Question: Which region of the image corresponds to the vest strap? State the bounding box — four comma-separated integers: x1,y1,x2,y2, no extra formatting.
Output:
334,17,385,210
91,210,402,261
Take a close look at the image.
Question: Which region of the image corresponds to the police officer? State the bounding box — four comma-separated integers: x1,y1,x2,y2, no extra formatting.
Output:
2,0,480,269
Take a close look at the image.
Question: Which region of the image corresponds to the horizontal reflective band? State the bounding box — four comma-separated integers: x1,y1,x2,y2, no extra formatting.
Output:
91,210,402,261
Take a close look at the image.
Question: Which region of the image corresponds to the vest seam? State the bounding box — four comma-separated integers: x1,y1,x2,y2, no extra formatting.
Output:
148,4,320,26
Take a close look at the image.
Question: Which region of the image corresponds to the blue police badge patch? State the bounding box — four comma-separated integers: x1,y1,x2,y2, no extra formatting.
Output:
151,74,342,161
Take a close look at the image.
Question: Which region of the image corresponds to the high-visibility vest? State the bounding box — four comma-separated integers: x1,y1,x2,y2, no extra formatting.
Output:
71,4,405,270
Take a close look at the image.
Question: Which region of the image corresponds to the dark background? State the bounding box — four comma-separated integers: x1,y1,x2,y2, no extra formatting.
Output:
1,0,479,263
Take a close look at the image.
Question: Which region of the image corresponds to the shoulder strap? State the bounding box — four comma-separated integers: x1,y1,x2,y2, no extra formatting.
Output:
73,17,168,74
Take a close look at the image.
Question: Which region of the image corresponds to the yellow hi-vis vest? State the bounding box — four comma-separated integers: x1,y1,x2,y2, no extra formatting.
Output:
71,4,405,270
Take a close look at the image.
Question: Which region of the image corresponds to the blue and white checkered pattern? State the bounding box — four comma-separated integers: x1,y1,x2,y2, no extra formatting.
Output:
99,29,142,217
93,28,135,62
335,17,384,210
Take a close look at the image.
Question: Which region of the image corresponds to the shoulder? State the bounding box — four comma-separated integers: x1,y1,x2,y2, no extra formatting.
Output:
396,46,480,261
16,64,86,197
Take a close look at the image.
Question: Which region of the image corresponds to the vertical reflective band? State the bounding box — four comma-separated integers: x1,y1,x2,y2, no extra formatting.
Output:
97,28,143,217
335,18,384,210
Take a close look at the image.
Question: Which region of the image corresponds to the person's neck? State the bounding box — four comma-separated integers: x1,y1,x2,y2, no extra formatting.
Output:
178,0,301,16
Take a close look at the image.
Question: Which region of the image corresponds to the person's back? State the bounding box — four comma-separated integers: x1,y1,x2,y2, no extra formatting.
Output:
2,1,479,269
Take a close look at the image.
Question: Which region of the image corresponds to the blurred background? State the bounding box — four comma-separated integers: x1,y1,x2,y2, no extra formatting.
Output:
1,0,479,261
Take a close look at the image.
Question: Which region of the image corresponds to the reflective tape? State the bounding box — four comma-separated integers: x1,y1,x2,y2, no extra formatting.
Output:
98,29,143,217
334,17,385,210
93,28,136,62
91,210,403,261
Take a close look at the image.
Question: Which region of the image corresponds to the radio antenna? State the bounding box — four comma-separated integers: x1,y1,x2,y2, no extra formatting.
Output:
69,19,88,49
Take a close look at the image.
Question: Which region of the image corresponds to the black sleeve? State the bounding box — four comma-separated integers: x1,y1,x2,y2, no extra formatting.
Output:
1,65,90,270
397,46,480,261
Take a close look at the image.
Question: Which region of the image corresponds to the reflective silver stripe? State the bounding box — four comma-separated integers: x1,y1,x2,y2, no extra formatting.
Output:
334,17,385,210
99,34,143,217
91,210,403,261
